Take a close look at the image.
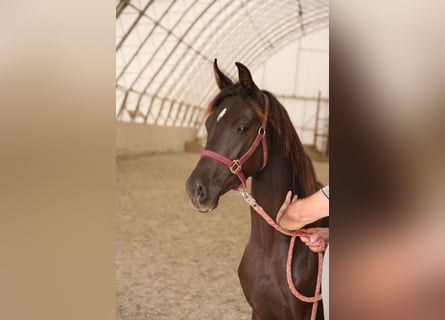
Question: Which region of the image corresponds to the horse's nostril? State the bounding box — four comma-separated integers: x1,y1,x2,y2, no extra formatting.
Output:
196,183,207,202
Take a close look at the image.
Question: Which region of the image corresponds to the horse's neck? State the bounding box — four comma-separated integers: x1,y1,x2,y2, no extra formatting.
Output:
250,145,293,241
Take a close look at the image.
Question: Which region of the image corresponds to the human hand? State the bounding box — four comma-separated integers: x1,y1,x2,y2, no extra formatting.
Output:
276,190,329,232
300,227,329,253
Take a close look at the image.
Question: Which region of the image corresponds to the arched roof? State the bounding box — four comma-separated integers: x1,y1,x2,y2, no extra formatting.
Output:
116,0,329,127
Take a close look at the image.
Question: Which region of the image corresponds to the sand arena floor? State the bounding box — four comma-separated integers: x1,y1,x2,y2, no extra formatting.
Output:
116,152,328,320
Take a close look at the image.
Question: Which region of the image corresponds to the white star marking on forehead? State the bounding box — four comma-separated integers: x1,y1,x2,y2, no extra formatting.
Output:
216,107,227,123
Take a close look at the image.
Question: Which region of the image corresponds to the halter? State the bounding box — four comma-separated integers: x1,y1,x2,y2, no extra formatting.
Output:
200,94,270,189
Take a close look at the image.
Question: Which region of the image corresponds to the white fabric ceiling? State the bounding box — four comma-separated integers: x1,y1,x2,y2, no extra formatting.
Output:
116,0,329,127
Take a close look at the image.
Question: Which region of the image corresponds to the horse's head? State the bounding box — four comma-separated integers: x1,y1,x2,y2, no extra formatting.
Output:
186,60,268,212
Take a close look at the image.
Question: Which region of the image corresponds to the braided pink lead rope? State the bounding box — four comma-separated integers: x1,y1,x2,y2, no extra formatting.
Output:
236,188,324,320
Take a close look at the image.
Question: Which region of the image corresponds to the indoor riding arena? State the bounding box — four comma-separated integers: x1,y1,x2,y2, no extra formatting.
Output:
116,1,329,319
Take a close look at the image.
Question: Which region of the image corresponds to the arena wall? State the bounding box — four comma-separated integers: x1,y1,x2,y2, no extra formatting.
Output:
116,122,197,155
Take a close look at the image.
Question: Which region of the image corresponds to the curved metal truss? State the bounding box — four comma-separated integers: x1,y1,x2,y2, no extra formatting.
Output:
116,0,329,128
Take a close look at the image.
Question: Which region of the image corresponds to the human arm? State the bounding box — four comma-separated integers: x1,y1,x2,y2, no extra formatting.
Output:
276,187,329,232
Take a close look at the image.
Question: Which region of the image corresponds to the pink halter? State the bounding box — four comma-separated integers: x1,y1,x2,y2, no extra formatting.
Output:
200,94,269,189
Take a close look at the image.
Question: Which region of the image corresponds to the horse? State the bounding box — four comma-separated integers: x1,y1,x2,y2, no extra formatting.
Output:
185,59,327,320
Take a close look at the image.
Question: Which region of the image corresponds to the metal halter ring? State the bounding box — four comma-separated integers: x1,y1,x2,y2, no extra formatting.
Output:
229,159,241,174
258,127,265,135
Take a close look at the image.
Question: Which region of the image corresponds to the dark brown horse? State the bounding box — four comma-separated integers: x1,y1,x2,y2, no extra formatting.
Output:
186,60,326,320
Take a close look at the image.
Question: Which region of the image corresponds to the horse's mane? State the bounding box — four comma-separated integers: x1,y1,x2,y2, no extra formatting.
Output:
206,85,319,198
263,91,319,197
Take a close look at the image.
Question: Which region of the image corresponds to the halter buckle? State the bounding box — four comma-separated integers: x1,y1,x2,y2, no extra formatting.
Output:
229,159,241,174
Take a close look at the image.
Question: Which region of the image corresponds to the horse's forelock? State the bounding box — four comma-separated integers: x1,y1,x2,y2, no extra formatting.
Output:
204,85,267,123
204,86,237,117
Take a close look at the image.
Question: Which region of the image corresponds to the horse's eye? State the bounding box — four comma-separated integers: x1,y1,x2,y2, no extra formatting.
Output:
236,125,249,135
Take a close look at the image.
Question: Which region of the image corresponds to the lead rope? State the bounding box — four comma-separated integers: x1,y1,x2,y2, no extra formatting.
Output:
236,188,324,320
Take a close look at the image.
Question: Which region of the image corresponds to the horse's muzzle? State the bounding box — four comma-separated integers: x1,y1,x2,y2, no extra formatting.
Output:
185,177,219,213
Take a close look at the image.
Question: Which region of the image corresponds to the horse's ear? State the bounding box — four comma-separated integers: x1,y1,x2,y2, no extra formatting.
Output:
213,59,233,90
235,62,264,104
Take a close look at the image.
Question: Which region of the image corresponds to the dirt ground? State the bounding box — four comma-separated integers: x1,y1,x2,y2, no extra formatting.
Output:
116,152,328,320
